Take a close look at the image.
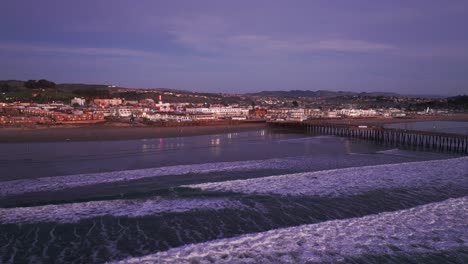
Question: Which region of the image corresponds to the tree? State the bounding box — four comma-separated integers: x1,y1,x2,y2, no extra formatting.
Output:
73,88,110,98
36,79,56,89
24,80,37,89
24,79,56,89
0,84,11,93
292,100,299,107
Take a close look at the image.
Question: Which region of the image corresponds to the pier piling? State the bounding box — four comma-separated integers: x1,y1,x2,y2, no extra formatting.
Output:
268,121,468,154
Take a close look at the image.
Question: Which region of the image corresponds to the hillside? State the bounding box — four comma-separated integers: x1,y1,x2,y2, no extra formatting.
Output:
247,90,401,98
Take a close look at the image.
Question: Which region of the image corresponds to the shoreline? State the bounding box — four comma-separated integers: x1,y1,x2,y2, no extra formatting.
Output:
1,114,467,143
0,123,267,143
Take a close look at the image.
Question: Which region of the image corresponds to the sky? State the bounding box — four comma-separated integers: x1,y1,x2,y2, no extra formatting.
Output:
1,0,468,95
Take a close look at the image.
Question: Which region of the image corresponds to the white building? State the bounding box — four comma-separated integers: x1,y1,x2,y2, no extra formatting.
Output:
116,108,132,117
155,95,172,112
337,109,378,117
185,107,249,117
146,112,191,122
71,97,86,106
325,111,339,118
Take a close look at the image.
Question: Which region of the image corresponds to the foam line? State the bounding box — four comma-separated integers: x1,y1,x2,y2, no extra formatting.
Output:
0,159,275,197
186,157,468,197
0,198,245,224
115,197,468,263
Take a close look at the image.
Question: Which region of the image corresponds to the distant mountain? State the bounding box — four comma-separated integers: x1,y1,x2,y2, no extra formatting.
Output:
247,90,402,98
1,80,449,99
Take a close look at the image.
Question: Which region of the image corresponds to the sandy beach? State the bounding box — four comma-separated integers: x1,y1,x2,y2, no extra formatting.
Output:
0,122,267,143
1,115,467,143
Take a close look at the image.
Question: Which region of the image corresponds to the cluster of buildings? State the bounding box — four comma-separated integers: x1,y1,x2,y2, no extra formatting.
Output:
265,107,407,121
0,94,447,126
86,96,251,122
0,96,254,125
0,101,104,125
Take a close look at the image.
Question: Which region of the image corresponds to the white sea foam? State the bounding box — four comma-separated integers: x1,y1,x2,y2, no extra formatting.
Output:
376,148,454,159
115,197,468,264
0,198,245,224
186,157,468,197
0,154,457,198
277,136,336,143
0,154,390,197
377,148,405,155
0,159,278,197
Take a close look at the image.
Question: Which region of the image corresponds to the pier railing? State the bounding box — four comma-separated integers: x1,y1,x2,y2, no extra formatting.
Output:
268,121,468,154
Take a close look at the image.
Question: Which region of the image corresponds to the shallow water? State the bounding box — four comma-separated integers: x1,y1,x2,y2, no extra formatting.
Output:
0,129,466,263
0,130,393,180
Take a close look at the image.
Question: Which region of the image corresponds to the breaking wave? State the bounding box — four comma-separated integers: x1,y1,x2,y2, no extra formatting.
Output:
186,157,468,197
1,153,466,263
0,153,428,198
116,197,468,264
0,197,245,224
0,159,275,197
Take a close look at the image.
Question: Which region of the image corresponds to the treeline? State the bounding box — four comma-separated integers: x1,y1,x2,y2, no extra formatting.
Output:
407,95,468,111
0,80,25,93
72,88,110,98
0,79,57,93
24,79,56,89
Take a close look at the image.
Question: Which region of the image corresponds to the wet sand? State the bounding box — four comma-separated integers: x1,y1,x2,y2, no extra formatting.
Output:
0,123,267,143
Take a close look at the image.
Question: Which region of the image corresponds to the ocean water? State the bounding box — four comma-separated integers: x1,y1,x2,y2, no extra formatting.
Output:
0,129,466,263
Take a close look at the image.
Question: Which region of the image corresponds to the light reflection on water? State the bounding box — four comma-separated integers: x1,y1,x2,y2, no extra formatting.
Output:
0,129,455,181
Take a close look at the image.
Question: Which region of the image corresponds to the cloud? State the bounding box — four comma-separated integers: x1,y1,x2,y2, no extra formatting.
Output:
0,42,161,58
164,16,396,57
227,35,395,53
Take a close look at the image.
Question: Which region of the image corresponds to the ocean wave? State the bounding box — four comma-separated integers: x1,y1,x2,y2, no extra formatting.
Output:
1,154,457,198
0,197,245,224
115,196,468,264
0,159,275,197
376,148,456,159
0,154,409,198
186,157,468,197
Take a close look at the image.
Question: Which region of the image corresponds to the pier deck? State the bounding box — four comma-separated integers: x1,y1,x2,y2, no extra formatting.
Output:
268,121,468,154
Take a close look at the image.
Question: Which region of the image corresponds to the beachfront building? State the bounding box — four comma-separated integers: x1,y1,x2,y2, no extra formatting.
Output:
186,106,249,118
304,108,323,118
146,112,191,122
337,109,378,117
325,111,339,118
188,113,216,120
266,108,309,121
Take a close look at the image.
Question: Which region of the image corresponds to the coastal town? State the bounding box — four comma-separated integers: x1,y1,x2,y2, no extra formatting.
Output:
0,94,452,126
2,2,468,263
1,80,466,127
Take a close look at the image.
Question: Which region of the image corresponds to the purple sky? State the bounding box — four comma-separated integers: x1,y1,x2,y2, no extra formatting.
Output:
1,0,468,95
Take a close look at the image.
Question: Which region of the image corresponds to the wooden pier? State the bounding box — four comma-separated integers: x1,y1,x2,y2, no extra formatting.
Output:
268,121,468,154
